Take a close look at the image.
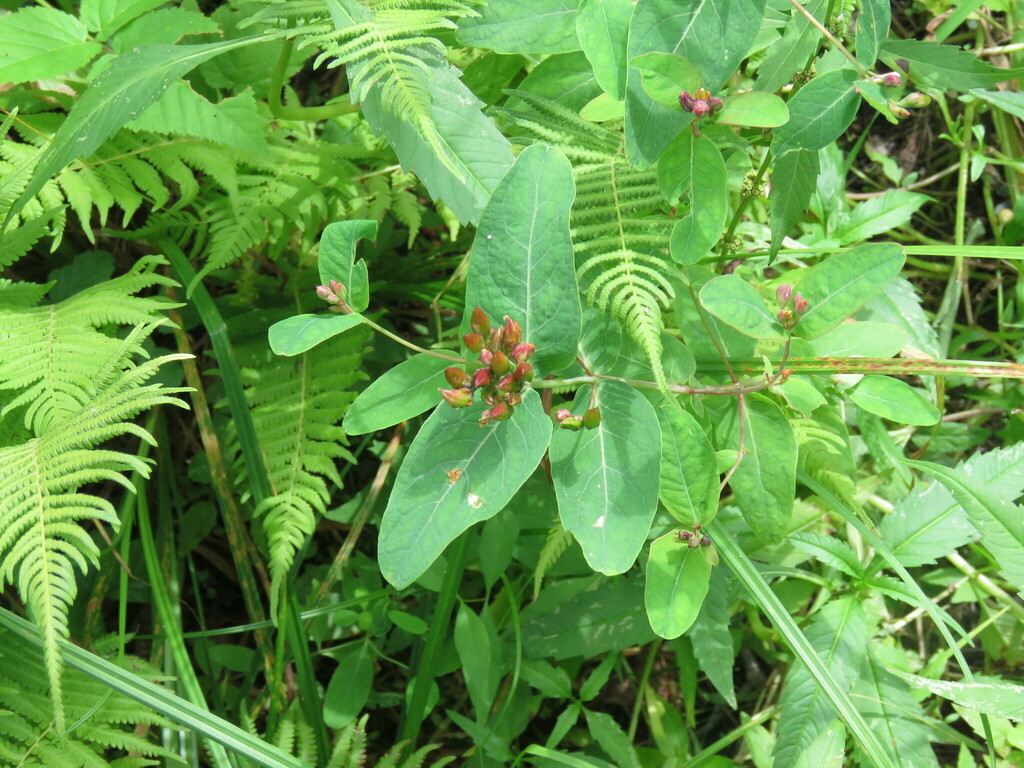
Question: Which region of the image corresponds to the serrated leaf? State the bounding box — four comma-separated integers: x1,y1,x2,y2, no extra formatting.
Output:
318,220,374,313
645,531,712,639
855,0,890,66
699,275,787,339
794,243,905,339
790,532,864,577
772,69,861,157
882,40,1024,90
716,91,789,127
0,8,101,82
457,0,580,54
905,459,1024,594
832,191,929,244
850,376,939,426
770,149,819,261
584,709,642,768
378,391,551,589
80,0,166,39
577,0,633,100
755,0,827,93
464,144,580,374
521,660,573,699
625,0,765,165
658,408,719,527
894,672,1024,722
723,394,796,545
343,353,453,435
550,381,661,574
268,313,366,356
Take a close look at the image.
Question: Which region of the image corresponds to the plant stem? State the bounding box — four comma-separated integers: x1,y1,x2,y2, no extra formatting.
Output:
787,0,870,77
360,314,464,362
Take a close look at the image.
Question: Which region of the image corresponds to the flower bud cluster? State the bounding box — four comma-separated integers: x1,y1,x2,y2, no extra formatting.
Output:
679,88,722,120
315,279,354,313
677,526,711,549
554,407,602,431
774,283,808,330
440,308,536,426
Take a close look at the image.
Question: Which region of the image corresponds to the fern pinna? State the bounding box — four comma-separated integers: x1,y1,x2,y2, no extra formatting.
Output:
496,91,676,395
0,257,188,731
226,310,368,614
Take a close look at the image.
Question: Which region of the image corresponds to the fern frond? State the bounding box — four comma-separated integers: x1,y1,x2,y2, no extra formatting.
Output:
227,312,368,615
0,626,176,766
0,352,188,733
326,715,369,768
791,405,858,511
533,523,573,599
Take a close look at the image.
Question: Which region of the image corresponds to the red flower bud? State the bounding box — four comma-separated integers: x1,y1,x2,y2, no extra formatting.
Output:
480,403,512,426
876,71,902,87
503,316,522,346
496,374,518,392
470,307,490,336
511,343,535,363
463,333,484,353
490,350,510,376
472,368,493,389
776,284,792,306
514,362,534,382
678,530,692,541
444,367,470,388
793,293,809,314
700,534,712,547
440,388,472,408
583,407,602,429
555,409,574,423
679,91,696,111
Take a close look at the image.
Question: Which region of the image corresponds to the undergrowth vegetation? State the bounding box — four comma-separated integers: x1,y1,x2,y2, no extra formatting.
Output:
2,0,1024,766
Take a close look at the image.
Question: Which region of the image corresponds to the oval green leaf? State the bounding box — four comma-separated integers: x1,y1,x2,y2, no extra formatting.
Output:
645,531,712,639
343,353,453,435
323,643,373,729
631,51,701,108
716,91,789,127
772,68,861,157
268,312,365,356
662,132,728,264
850,375,939,425
378,390,552,589
658,408,719,526
699,275,786,339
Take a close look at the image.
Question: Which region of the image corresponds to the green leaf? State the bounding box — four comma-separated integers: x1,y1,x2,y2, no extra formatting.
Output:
521,659,573,699
625,0,765,166
0,8,101,82
777,376,827,417
550,381,661,574
754,0,827,93
645,531,712,639
699,275,787,339
689,569,736,707
126,82,269,156
905,459,1024,594
457,0,580,54
810,321,907,357
318,220,375,314
894,672,1024,723
793,242,905,339
723,394,796,545
268,313,366,357
388,610,428,635
850,376,940,426
882,40,1024,90
454,604,501,723
855,0,890,66
663,132,728,264
631,51,702,108
854,77,899,125
773,598,871,767
794,721,846,768
716,91,789,127
584,709,642,768
769,149,819,261
7,37,264,227
832,190,929,244
790,532,864,577
577,0,633,100
464,144,581,374
972,88,1024,122
343,353,453,435
772,69,861,157
658,408,719,527
80,0,167,39
521,574,655,659
323,643,373,729
360,58,514,225
378,391,552,589
580,92,625,122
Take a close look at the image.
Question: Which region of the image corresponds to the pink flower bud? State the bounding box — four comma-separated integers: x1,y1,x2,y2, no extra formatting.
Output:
316,285,336,303
328,279,345,298
691,100,710,117
700,534,712,547
888,102,911,119
440,388,472,408
679,91,696,111
876,72,902,87
480,403,512,426
463,333,484,353
688,535,700,549
444,367,470,388
470,307,490,336
555,409,574,423
490,350,510,376
793,293,809,314
583,407,602,430
511,343,535,363
503,317,522,346
899,91,930,108
514,362,534,382
479,348,493,366
776,284,792,306
678,530,692,541
777,308,794,327
708,96,723,112
496,374,517,392
472,368,493,389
